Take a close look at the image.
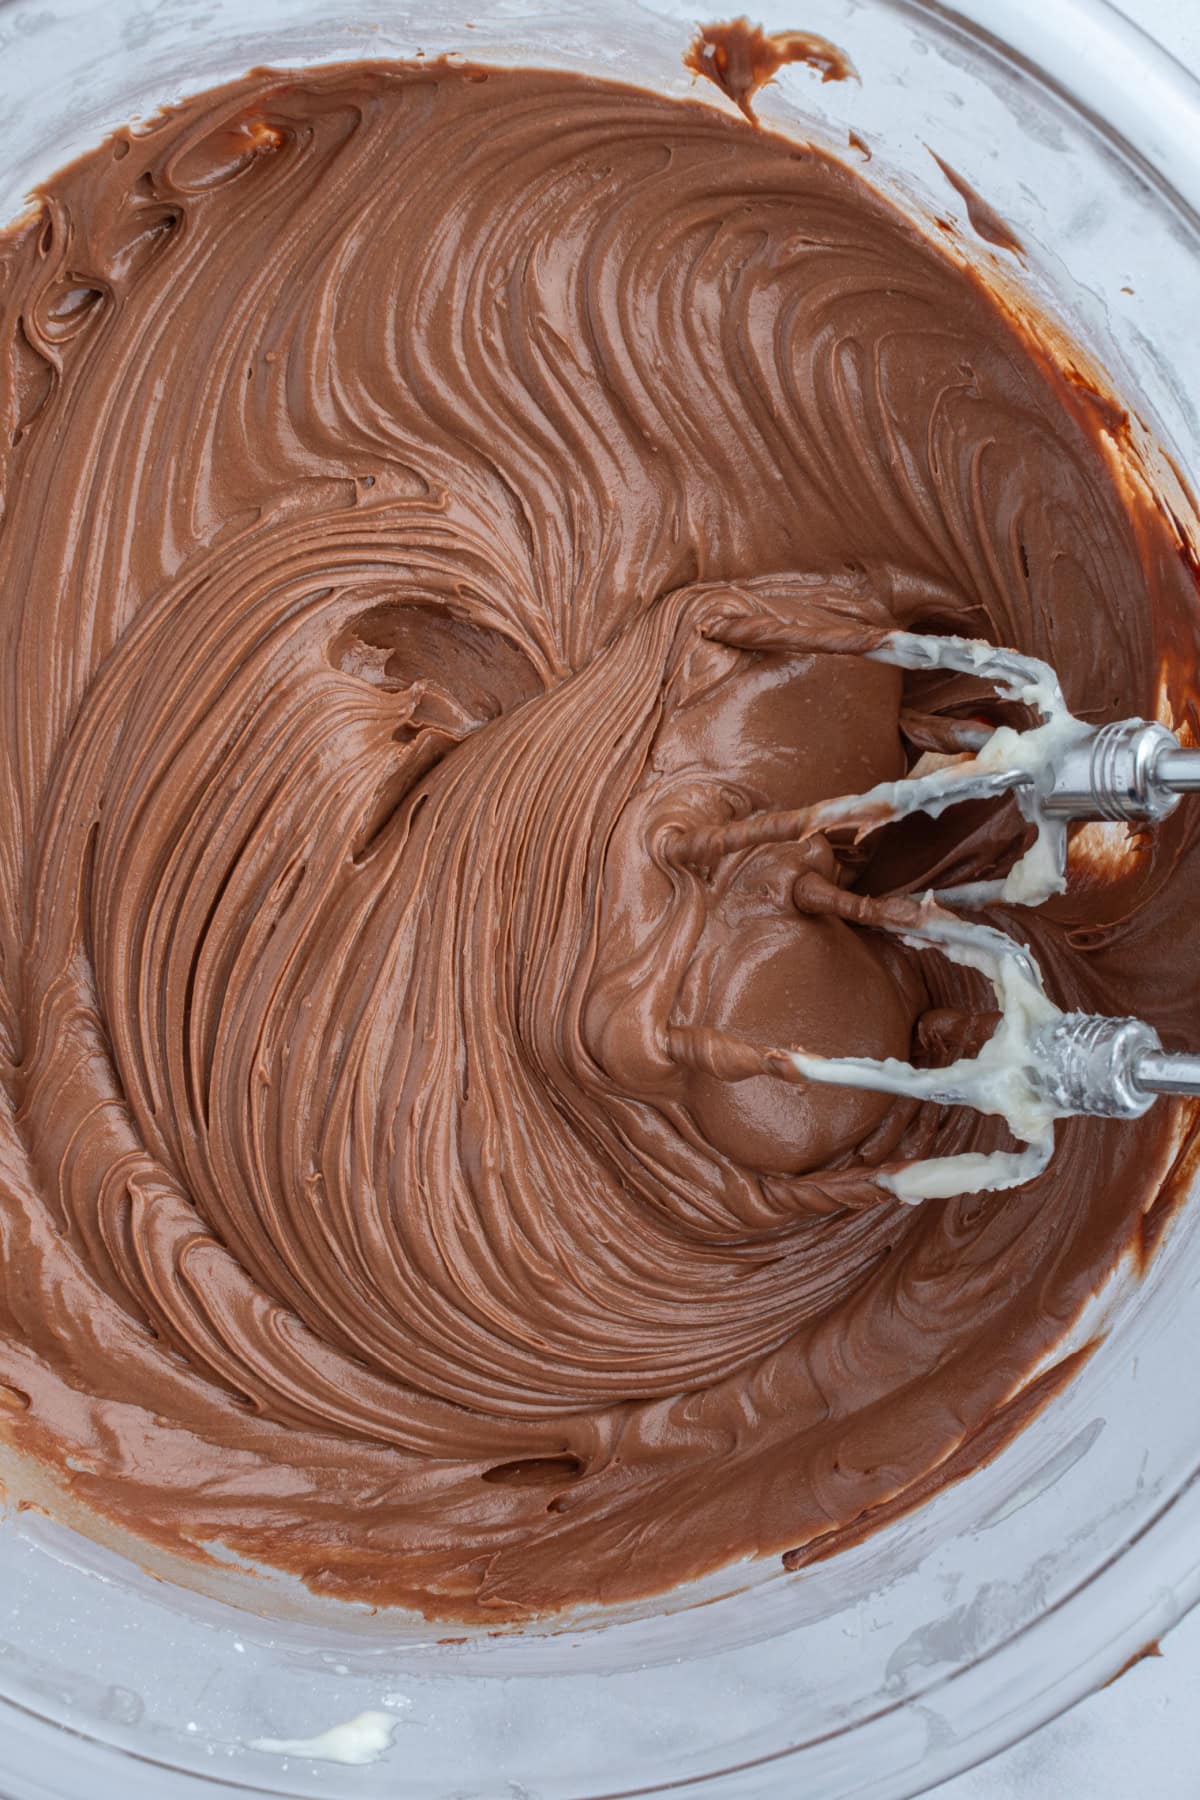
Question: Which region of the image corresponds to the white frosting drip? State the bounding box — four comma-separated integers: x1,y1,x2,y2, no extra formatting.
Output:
250,1709,398,1765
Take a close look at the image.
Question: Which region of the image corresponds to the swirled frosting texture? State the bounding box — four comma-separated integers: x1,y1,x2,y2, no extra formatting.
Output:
0,62,1197,1620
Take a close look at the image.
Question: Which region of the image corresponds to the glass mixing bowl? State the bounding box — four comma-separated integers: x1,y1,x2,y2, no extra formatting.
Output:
1,0,1198,1794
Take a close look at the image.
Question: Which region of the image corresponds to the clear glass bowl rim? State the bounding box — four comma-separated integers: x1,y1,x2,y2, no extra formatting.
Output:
0,0,1198,1795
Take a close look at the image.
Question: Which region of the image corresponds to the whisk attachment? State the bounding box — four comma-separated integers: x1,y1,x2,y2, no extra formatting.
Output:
673,890,1059,1204
668,622,1200,1202
866,631,1200,902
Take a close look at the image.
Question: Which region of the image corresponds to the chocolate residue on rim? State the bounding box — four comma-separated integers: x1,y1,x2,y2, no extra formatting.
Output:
685,17,858,122
931,152,1024,256
1104,1640,1163,1687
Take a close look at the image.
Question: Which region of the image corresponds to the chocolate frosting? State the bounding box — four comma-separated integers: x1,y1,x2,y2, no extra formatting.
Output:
0,59,1197,1621
685,18,858,118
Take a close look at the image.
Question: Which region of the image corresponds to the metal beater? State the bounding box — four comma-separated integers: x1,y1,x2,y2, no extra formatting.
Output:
670,629,1200,1201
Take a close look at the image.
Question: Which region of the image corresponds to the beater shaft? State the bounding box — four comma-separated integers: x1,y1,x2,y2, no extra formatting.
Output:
1135,1049,1200,1097
1158,747,1200,791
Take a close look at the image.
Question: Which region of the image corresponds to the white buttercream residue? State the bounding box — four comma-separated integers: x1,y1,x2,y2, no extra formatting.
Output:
250,1708,398,1766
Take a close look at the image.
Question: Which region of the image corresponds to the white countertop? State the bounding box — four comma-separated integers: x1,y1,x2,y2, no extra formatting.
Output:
935,2,1200,1791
